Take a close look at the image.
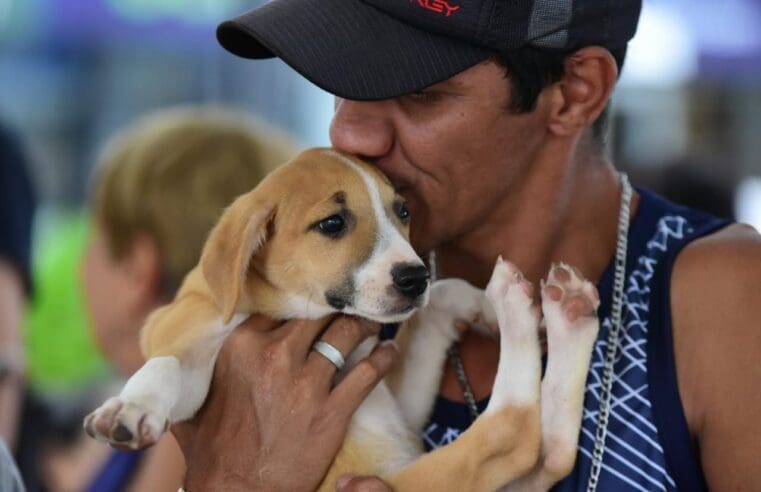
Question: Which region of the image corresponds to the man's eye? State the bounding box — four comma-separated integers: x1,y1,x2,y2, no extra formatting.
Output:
394,201,410,223
406,90,440,103
317,215,346,237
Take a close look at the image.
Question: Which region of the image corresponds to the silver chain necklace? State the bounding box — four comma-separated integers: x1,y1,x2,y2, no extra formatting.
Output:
436,173,633,491
446,343,480,420
587,172,632,491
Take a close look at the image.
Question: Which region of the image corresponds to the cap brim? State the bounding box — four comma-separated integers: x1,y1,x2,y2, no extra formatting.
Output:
217,0,491,101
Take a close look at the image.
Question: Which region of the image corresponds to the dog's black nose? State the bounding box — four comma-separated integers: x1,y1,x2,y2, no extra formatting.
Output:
391,264,430,299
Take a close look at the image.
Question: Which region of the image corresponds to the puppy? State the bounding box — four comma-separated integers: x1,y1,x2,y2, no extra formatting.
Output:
85,148,600,491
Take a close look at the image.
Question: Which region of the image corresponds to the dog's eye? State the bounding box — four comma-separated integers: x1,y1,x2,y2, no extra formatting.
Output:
394,201,410,223
318,215,346,237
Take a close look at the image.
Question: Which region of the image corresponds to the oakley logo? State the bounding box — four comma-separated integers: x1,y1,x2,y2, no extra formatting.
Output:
411,0,460,17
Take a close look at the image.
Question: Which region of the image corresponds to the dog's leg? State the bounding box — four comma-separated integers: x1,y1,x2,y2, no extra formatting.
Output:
84,293,243,450
386,278,495,432
385,258,543,491
483,257,542,414
504,263,600,491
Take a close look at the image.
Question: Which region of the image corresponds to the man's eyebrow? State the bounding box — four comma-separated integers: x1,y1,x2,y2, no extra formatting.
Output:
429,76,468,92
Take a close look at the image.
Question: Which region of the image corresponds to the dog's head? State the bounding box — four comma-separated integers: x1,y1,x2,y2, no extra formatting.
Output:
200,148,429,324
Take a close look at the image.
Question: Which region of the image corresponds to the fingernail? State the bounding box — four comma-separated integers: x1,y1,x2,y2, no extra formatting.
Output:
380,339,399,353
337,474,355,490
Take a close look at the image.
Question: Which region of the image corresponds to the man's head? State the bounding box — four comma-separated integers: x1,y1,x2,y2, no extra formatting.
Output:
216,1,642,252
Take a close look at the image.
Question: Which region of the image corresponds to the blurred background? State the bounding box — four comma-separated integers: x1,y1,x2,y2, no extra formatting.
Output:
0,0,760,490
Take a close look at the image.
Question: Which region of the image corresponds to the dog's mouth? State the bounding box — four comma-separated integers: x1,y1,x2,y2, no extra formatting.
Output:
351,307,418,324
388,294,428,315
342,292,428,324
390,304,416,315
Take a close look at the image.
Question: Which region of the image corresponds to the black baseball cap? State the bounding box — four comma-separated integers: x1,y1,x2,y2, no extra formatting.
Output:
217,0,642,101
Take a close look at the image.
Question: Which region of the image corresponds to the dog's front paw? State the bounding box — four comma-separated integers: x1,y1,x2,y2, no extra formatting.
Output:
541,262,600,331
84,397,166,450
485,256,540,337
539,262,601,365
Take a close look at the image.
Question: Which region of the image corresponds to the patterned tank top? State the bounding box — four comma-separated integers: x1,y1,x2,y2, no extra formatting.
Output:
420,189,731,491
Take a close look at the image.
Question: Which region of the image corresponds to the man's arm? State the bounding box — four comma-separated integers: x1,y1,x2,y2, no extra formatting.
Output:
0,260,26,450
671,223,761,490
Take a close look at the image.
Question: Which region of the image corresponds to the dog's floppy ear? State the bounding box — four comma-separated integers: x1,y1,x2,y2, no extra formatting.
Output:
200,194,275,323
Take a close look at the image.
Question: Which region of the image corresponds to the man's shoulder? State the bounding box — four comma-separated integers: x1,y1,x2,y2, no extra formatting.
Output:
670,222,760,331
672,222,761,292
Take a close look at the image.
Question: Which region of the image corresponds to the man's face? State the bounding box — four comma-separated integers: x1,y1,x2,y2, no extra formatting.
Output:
329,60,550,253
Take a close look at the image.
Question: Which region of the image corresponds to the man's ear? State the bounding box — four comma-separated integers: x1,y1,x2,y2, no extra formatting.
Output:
200,194,276,323
547,46,618,137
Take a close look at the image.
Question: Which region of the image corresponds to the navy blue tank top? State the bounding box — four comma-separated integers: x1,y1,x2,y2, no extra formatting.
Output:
421,189,731,491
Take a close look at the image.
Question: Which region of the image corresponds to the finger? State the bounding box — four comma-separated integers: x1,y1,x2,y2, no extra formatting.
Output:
279,315,338,357
237,312,281,332
336,474,394,492
326,340,399,421
306,316,378,385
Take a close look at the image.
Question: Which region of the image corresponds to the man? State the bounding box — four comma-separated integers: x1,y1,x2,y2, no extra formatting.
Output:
171,1,761,490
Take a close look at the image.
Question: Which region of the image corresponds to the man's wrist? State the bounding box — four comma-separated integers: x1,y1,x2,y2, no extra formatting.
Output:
183,464,255,492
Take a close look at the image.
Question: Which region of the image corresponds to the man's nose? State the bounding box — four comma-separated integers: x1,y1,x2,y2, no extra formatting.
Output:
329,98,394,159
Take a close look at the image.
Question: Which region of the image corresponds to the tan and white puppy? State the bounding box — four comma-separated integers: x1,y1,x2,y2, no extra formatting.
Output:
84,148,600,491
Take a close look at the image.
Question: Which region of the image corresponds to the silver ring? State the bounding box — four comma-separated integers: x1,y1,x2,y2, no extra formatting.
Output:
312,341,345,371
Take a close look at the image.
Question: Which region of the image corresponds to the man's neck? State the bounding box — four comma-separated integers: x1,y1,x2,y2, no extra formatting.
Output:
434,142,628,292
434,140,633,402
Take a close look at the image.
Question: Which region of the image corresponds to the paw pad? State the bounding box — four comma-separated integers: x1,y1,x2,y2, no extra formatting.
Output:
542,263,600,324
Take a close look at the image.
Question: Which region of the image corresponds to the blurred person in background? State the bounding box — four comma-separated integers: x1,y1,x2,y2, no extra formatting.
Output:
0,122,36,492
43,106,296,492
0,123,36,452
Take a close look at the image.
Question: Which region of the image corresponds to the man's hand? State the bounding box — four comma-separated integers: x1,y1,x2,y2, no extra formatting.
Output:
171,314,398,492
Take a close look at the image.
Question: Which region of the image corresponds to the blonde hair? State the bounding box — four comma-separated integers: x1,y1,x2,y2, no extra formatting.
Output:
91,106,297,297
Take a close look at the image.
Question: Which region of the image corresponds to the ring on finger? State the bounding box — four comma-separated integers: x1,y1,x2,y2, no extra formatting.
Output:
312,340,346,371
